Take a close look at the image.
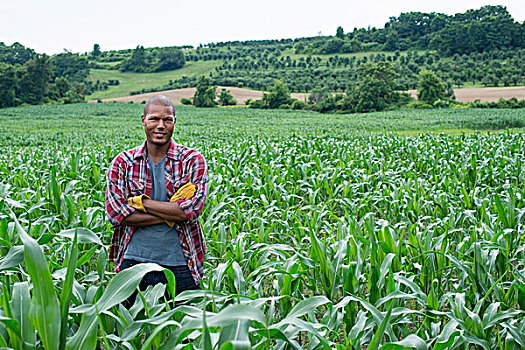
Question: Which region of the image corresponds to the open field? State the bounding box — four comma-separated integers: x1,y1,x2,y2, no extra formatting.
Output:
0,105,524,348
93,85,525,105
406,86,525,102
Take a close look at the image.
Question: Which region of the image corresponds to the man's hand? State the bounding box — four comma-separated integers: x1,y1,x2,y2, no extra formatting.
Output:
165,182,196,226
127,194,150,212
170,182,196,202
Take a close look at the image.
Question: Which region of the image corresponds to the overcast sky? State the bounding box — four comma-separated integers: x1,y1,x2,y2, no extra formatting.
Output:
1,0,524,55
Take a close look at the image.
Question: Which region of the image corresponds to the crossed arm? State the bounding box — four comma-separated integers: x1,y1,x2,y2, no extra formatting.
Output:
106,151,207,229
121,200,188,227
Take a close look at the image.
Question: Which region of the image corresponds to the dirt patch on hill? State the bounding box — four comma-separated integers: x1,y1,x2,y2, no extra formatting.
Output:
90,87,309,105
406,86,525,102
89,86,525,105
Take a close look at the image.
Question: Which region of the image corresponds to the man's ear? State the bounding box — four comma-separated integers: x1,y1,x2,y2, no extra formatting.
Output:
141,114,146,126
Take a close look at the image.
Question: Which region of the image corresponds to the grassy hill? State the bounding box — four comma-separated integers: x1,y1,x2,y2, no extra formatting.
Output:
87,60,221,99
80,6,524,100
86,50,422,99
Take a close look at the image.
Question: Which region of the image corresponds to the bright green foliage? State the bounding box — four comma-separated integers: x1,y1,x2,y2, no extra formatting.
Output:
417,70,447,104
336,26,345,39
0,63,17,108
0,104,524,348
91,44,101,58
52,51,89,82
18,55,53,105
262,80,291,108
119,45,185,74
218,88,237,106
351,62,399,113
54,77,70,99
155,47,185,72
193,76,217,107
0,42,35,65
119,45,149,73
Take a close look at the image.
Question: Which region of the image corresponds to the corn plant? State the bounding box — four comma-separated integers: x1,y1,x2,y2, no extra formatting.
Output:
0,104,524,348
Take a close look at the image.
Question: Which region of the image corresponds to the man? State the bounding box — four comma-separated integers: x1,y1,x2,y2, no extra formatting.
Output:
105,95,207,296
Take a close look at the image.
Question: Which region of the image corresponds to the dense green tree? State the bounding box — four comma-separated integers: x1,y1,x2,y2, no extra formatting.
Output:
482,74,499,87
0,42,34,65
0,62,18,108
120,45,149,72
510,74,521,86
323,38,344,54
55,77,70,98
193,76,217,107
18,55,53,105
349,62,399,112
263,80,291,108
430,6,520,55
417,70,447,104
336,26,345,39
383,31,400,51
218,88,237,106
385,12,448,45
91,44,101,57
155,47,185,71
64,83,85,104
52,51,89,82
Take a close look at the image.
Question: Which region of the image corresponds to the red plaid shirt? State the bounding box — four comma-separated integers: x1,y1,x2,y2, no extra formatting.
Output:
105,139,208,284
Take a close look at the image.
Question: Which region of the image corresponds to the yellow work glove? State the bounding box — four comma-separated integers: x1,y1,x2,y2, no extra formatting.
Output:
165,182,196,227
127,194,150,212
170,182,196,202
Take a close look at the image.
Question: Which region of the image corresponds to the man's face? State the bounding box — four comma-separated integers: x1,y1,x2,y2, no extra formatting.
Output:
141,104,175,147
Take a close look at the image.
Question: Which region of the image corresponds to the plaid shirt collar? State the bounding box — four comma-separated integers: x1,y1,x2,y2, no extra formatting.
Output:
133,139,181,161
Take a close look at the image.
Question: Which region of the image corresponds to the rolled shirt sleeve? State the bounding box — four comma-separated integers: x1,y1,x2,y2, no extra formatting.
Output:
105,156,136,227
177,153,208,221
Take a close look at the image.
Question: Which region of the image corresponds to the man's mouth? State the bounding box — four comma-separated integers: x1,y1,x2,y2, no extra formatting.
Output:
153,132,166,137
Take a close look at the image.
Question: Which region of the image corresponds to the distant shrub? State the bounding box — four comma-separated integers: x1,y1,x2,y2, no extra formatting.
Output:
193,76,217,107
248,99,266,109
467,98,525,109
218,88,237,106
433,99,450,108
291,100,307,110
406,101,433,109
180,98,192,105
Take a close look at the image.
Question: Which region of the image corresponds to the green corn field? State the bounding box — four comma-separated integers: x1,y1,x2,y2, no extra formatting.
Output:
0,104,524,349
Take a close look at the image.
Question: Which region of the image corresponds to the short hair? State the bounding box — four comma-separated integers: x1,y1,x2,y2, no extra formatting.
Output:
143,95,176,116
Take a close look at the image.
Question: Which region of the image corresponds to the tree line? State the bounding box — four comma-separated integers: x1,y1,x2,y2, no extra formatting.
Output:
1,5,524,109
178,62,524,113
0,43,87,108
130,48,524,96
116,46,185,73
0,41,185,108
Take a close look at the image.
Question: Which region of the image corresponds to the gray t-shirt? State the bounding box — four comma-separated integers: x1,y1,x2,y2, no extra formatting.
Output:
124,155,187,266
